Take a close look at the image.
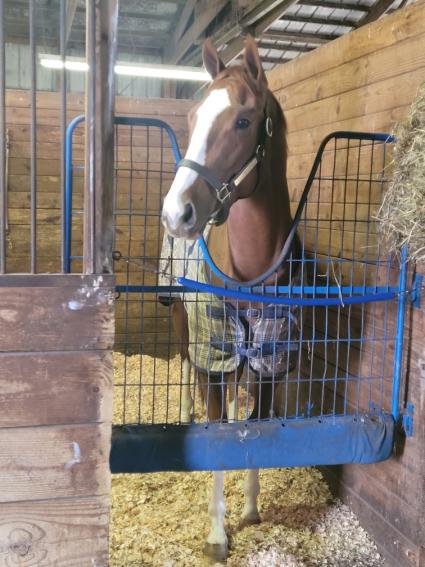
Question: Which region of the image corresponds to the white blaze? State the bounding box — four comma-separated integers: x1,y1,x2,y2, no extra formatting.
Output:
163,88,231,226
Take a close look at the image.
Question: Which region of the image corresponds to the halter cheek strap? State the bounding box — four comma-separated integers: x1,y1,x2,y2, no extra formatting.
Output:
176,114,273,225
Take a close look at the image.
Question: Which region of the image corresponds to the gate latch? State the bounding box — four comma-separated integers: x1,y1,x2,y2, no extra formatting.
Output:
402,403,414,437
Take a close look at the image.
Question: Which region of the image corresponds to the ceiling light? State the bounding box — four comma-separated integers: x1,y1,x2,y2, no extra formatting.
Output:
40,56,88,71
115,63,210,82
39,55,210,82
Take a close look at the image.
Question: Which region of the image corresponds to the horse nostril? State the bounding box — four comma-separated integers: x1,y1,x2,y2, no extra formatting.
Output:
182,202,194,225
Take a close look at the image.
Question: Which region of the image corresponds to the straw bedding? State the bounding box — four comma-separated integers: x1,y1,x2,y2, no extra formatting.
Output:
110,353,383,567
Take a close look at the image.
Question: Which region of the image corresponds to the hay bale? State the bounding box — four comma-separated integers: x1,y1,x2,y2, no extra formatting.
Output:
110,353,383,567
376,81,425,262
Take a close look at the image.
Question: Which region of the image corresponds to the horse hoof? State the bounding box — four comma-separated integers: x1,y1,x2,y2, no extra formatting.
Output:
203,542,229,562
239,514,261,529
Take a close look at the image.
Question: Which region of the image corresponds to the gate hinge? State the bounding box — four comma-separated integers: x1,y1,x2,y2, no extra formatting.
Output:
410,274,423,309
402,403,414,437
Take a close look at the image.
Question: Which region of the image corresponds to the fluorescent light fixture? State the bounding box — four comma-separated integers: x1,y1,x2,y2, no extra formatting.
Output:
40,55,88,71
39,54,210,82
115,62,210,81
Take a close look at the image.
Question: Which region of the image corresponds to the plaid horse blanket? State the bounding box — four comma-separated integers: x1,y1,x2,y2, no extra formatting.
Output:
159,229,301,377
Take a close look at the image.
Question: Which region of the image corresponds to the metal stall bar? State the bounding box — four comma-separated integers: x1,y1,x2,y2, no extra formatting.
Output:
0,0,5,273
29,0,37,273
60,0,67,272
84,0,119,275
391,244,408,420
64,114,86,273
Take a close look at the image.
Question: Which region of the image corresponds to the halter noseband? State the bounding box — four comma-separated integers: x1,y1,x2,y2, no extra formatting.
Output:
177,114,273,226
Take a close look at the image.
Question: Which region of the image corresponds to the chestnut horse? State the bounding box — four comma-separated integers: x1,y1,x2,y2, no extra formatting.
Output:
161,37,298,561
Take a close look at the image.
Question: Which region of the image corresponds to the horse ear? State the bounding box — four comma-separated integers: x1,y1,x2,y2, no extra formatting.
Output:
202,38,226,79
243,35,267,88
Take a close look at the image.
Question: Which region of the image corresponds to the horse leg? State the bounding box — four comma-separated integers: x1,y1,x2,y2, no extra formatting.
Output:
238,375,274,529
240,469,261,527
227,365,244,423
204,471,228,561
197,370,227,422
198,370,229,561
170,300,193,423
180,358,192,423
249,378,274,421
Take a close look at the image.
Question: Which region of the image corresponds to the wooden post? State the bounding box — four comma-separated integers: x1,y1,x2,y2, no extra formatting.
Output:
84,0,118,275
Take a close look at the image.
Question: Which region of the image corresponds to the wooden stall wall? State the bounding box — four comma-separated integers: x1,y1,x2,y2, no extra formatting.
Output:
268,3,425,566
5,91,191,351
0,274,115,566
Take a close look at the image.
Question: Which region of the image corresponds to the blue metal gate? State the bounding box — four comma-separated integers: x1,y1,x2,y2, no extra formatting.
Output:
65,116,417,473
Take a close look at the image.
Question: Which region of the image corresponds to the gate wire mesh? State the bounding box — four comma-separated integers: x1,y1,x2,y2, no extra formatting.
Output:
107,125,399,427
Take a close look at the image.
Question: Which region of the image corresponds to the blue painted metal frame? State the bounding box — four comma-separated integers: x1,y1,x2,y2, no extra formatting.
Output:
196,131,396,290
63,114,182,273
65,118,411,472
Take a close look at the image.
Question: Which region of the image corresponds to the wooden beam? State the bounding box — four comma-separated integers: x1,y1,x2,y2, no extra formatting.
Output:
263,29,339,44
237,54,292,65
281,13,358,28
214,0,300,65
117,7,179,23
166,0,228,64
65,0,79,43
84,0,118,275
299,0,368,11
358,0,395,27
257,40,314,53
259,55,292,64
241,0,293,27
173,0,197,43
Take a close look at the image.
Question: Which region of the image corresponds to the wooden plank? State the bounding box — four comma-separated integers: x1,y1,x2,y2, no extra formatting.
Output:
281,66,425,135
0,423,110,503
0,351,112,428
4,89,193,115
275,33,425,113
0,276,115,352
286,106,407,159
8,122,188,148
267,0,425,92
8,140,178,165
0,495,109,567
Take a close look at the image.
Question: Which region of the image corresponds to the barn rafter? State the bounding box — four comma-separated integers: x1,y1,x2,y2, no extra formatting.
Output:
1,0,406,70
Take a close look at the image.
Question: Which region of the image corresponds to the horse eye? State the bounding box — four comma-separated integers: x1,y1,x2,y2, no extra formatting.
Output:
235,118,250,130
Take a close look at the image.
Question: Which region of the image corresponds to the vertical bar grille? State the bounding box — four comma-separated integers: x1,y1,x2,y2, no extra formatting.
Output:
29,0,37,274
60,0,67,273
0,0,5,274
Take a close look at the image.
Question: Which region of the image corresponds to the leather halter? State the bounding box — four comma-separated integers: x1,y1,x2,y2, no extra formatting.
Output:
176,115,273,226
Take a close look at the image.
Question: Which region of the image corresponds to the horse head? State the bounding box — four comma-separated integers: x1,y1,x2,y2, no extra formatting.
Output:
162,36,280,239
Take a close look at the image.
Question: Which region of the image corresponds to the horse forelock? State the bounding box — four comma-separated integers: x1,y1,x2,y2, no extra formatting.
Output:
210,65,266,106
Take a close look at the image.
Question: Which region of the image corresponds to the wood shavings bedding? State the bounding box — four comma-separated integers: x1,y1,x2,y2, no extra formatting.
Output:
110,353,383,567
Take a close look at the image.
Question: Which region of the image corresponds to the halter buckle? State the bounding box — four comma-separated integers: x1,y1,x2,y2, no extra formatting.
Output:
217,183,231,204
265,116,273,137
256,145,266,160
